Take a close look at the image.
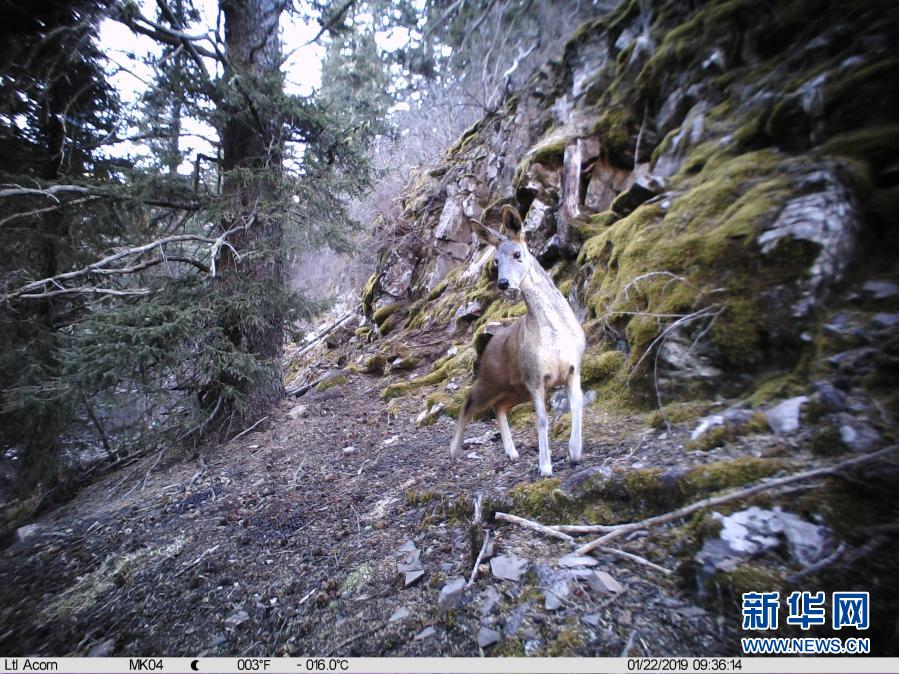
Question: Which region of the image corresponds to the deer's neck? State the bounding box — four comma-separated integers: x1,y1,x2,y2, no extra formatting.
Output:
520,261,579,335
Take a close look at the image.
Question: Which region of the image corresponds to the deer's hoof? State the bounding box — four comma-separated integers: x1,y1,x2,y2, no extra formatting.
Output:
508,451,520,461
539,465,553,477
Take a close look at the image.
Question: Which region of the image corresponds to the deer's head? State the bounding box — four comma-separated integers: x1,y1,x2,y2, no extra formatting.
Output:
471,205,531,300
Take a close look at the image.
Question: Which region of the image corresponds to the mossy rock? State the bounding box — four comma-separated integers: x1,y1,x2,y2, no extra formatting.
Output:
708,563,785,605
390,356,420,372
568,457,784,524
380,348,477,401
680,456,783,494
378,313,402,336
361,354,387,375
361,273,379,315
372,302,403,327
646,400,713,429
685,412,769,451
315,373,347,392
582,350,627,387
509,478,578,521
427,280,449,301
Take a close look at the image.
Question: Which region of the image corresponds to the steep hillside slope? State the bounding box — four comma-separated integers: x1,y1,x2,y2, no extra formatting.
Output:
288,0,899,654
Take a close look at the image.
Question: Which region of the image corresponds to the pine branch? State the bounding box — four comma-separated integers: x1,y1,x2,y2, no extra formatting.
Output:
3,234,218,301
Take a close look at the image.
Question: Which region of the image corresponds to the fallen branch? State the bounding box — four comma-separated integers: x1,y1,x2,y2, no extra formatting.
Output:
231,415,269,442
285,375,327,398
575,445,899,556
468,530,492,586
293,310,357,360
175,544,220,577
495,511,575,543
593,544,672,576
497,512,671,574
786,542,848,583
551,523,624,534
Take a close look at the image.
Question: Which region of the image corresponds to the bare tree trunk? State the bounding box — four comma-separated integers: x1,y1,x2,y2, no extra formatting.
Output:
216,0,286,421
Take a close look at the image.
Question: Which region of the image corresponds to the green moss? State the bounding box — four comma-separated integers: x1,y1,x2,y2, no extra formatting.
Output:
711,563,784,603
372,302,403,326
685,413,769,451
746,372,804,406
361,272,378,315
473,299,526,333
821,123,899,165
427,280,449,301
405,489,440,506
361,354,387,375
581,350,627,386
492,638,526,657
355,326,371,339
810,422,845,456
390,356,420,372
315,373,347,392
551,413,572,440
339,563,374,595
558,279,573,297
509,478,577,521
424,387,468,420
625,314,660,352
647,400,713,429
380,348,476,401
506,405,535,428
681,456,782,493
378,313,401,336
539,627,584,656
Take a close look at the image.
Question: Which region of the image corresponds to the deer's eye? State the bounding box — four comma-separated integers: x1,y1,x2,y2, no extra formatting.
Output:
513,251,522,260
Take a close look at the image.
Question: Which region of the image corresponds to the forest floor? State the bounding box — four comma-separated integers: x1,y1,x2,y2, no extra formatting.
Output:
0,329,865,657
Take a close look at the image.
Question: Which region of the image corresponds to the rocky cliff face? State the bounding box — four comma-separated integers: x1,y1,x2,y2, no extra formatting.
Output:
359,0,898,417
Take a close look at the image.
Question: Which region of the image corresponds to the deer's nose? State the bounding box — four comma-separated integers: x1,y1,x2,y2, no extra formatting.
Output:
498,278,510,291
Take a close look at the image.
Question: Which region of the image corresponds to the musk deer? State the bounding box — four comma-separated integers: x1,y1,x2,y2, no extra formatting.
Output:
450,205,586,476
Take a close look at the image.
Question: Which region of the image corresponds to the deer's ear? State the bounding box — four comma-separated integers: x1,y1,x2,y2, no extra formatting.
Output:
501,205,525,243
471,219,503,247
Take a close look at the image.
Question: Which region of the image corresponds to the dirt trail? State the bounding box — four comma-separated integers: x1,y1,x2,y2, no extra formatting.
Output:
0,339,740,656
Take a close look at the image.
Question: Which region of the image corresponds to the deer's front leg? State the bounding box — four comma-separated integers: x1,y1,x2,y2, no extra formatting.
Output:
531,386,552,477
566,370,583,465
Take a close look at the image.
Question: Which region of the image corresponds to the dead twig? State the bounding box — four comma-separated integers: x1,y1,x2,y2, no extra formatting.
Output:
786,542,848,583
593,544,672,576
621,628,638,657
174,544,220,577
576,445,899,556
495,512,575,543
468,530,492,586
231,415,269,442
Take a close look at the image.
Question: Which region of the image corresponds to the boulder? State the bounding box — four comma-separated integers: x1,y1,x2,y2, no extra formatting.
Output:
765,396,808,435
437,577,467,613
490,555,528,582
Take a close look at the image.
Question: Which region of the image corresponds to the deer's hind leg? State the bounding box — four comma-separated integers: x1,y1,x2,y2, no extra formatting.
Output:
495,404,518,461
450,383,498,460
566,367,583,465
